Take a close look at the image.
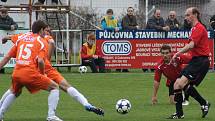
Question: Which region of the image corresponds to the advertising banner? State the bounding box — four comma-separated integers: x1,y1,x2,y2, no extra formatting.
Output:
96,30,214,69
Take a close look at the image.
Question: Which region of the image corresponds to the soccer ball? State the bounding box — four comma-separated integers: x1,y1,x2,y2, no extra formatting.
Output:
116,99,131,114
78,66,87,73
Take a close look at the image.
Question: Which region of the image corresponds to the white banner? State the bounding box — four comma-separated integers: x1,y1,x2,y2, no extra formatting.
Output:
0,30,29,67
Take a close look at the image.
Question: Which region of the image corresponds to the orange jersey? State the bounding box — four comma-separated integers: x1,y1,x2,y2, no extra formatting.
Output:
44,35,54,43
8,33,46,71
11,33,52,71
42,35,54,72
11,32,31,43
10,33,64,84
7,33,51,94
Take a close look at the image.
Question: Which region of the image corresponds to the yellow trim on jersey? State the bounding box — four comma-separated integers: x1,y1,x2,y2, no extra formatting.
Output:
104,16,118,28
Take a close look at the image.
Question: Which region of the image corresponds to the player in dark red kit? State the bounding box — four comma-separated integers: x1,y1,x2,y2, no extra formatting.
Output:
152,44,191,105
168,7,211,119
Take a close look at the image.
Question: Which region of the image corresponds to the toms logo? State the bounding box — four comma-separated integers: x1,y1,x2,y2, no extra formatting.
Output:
102,41,132,55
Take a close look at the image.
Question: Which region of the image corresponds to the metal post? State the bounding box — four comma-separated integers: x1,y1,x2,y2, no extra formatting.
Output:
66,0,70,64
145,0,148,24
29,0,32,30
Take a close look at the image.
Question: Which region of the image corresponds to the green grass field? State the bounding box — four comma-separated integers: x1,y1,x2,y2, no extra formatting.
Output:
0,69,214,121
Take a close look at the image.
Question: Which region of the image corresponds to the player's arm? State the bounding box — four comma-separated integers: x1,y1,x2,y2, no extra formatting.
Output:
1,35,12,44
173,28,202,60
48,38,55,61
38,49,45,74
152,80,160,104
0,54,11,70
152,67,162,105
2,34,21,44
81,46,92,59
176,41,194,55
179,54,192,64
171,41,194,63
38,57,45,75
0,46,16,69
37,37,46,74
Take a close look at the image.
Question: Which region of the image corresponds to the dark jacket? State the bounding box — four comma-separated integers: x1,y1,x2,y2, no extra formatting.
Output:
0,15,18,30
210,15,215,30
165,18,180,30
182,19,192,30
146,16,165,31
121,14,138,30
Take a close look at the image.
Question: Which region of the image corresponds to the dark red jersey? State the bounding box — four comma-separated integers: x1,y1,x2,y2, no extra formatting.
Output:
189,22,210,57
154,54,192,86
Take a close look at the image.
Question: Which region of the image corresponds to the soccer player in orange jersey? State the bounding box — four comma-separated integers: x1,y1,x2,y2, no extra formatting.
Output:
0,20,63,121
0,25,104,117
42,26,104,116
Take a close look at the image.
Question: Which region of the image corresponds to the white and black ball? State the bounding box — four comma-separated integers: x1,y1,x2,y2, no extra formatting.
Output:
116,99,131,114
78,66,87,73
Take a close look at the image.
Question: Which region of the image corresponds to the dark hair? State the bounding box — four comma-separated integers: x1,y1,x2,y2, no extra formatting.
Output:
1,0,7,2
160,44,171,53
153,9,160,14
38,0,45,4
127,7,134,11
0,7,8,13
52,0,58,4
44,24,53,35
106,9,113,14
32,20,47,33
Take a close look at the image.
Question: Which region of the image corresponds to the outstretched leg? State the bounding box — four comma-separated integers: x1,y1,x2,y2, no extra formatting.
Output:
0,93,16,120
185,85,210,118
60,80,104,116
0,89,12,108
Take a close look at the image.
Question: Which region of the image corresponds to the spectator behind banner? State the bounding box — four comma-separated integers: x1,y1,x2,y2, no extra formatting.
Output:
0,7,18,30
146,9,170,31
210,15,215,30
34,0,45,20
101,9,121,31
80,33,105,73
117,7,140,72
0,7,18,73
34,0,45,4
121,7,139,30
165,11,180,30
144,9,169,72
182,19,192,30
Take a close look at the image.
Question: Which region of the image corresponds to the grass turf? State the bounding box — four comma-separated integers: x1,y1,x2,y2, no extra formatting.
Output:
0,69,214,121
